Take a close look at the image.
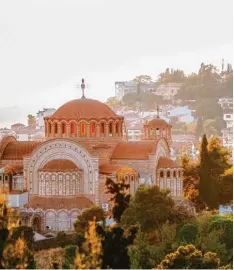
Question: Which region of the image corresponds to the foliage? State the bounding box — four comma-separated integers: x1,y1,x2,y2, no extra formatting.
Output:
34,247,64,269
75,220,102,269
2,237,35,269
121,185,174,233
63,245,77,269
219,167,233,205
101,225,135,269
209,218,233,249
106,177,131,223
12,226,35,250
157,244,220,269
74,206,105,234
177,223,199,244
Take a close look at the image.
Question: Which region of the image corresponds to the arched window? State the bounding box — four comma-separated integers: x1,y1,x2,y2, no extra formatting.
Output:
100,122,105,135
70,122,76,135
45,123,47,134
178,171,181,177
62,122,66,134
109,122,113,136
173,171,176,178
167,171,170,178
54,123,58,134
48,123,51,134
80,122,86,135
115,123,119,136
90,122,96,135
160,171,164,177
156,128,160,135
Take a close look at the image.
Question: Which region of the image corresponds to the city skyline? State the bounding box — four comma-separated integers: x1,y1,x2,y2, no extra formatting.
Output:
0,0,232,128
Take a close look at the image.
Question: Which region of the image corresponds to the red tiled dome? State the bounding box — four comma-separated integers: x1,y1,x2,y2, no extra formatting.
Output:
50,98,118,120
147,118,170,128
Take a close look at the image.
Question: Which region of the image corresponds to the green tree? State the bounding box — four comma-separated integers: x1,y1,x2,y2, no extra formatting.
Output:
199,134,219,209
121,185,174,233
101,225,136,269
12,226,35,250
196,117,204,139
157,244,220,269
177,223,199,244
106,177,131,223
219,167,233,205
74,206,105,234
63,245,77,269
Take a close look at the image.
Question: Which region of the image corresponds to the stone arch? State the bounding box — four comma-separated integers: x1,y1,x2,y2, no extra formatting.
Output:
45,210,56,231
57,210,69,231
31,214,42,233
24,139,98,196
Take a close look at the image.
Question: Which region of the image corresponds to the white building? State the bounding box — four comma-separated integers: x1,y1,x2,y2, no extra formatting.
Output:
155,83,183,100
36,108,56,128
223,109,233,129
218,97,233,109
221,127,233,148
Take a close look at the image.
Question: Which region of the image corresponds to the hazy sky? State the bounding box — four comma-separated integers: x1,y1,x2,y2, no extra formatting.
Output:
0,0,233,127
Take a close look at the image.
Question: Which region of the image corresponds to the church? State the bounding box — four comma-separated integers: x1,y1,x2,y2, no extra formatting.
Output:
0,82,183,232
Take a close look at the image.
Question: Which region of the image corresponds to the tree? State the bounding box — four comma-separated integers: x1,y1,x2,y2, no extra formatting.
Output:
2,237,35,269
12,226,35,250
106,177,131,223
195,117,204,139
219,167,233,205
157,244,220,269
101,225,136,269
177,223,199,244
121,185,174,233
63,245,77,269
199,134,219,209
74,206,105,234
75,220,102,269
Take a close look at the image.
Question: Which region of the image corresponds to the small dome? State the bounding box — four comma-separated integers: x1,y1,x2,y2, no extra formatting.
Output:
147,118,170,128
51,98,117,120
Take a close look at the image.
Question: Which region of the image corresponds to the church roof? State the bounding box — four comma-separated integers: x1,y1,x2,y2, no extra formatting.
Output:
39,159,80,172
157,156,180,169
1,141,41,160
24,196,93,210
111,141,158,160
49,98,121,120
146,118,170,128
99,163,124,175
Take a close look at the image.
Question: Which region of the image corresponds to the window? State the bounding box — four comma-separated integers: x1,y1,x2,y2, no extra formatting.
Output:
70,122,76,135
167,171,170,178
80,123,86,135
100,123,105,135
160,171,164,177
48,123,51,134
109,123,113,136
54,123,58,134
156,128,160,135
115,123,119,135
62,122,66,134
90,123,96,135
226,115,231,119
173,171,176,178
178,171,181,177
0,175,2,181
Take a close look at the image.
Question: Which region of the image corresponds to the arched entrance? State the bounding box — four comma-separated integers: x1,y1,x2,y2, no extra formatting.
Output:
32,215,42,232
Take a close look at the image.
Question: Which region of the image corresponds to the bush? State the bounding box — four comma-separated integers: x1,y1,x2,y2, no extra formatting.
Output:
63,245,77,269
177,223,199,244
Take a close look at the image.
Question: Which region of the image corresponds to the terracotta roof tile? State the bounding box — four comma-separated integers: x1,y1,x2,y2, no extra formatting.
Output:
25,196,93,210
49,98,121,120
111,141,158,160
99,163,123,174
157,156,180,169
40,159,80,172
1,141,41,160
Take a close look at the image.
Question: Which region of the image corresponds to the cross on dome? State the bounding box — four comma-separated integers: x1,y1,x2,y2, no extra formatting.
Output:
76,78,87,99
155,104,162,118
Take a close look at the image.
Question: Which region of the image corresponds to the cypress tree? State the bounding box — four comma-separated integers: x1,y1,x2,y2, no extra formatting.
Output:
199,134,219,209
195,117,204,139
199,134,211,208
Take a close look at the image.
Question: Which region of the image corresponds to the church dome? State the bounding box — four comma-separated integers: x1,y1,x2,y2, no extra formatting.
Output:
147,118,171,128
51,98,117,120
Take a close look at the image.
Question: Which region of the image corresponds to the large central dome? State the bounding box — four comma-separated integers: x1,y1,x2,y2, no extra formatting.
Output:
51,98,117,120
